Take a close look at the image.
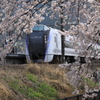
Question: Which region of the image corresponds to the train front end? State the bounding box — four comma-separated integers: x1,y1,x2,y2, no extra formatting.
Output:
27,25,50,62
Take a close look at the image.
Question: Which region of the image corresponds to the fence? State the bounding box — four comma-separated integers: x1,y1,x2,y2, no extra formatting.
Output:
59,91,100,100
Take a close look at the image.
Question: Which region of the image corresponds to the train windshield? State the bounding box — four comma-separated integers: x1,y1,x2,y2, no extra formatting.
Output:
32,25,50,31
33,26,44,31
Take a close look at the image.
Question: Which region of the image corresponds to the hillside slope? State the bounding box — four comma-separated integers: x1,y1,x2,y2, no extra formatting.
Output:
0,64,75,100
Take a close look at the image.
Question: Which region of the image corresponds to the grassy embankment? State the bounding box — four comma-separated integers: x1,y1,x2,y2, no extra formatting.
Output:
0,63,99,100
0,64,74,100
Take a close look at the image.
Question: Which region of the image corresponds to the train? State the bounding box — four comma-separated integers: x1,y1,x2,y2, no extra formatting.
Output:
6,25,79,64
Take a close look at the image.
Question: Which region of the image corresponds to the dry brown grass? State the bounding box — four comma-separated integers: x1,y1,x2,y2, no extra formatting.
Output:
0,63,75,99
0,63,99,100
0,83,14,100
27,63,74,98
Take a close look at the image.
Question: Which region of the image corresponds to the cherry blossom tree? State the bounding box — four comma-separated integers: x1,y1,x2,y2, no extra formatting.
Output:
0,0,52,63
0,0,100,98
62,0,100,98
48,0,100,97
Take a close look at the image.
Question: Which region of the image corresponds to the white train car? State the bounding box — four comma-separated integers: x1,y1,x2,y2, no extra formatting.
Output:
26,25,78,63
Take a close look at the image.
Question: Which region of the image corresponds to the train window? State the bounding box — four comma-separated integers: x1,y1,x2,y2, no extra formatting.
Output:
32,25,50,31
33,26,44,31
44,26,50,31
14,40,26,54
54,36,58,48
64,41,74,48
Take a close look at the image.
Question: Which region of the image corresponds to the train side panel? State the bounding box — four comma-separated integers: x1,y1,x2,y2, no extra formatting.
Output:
44,28,62,62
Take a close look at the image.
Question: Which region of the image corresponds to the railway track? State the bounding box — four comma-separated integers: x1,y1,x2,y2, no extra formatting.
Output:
0,59,100,70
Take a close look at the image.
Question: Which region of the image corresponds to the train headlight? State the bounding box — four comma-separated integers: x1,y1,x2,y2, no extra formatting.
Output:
14,40,26,54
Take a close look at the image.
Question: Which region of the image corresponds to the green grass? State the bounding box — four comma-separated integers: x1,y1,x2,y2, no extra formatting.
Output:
9,79,27,95
82,77,99,88
27,73,57,99
27,73,38,82
9,73,57,100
